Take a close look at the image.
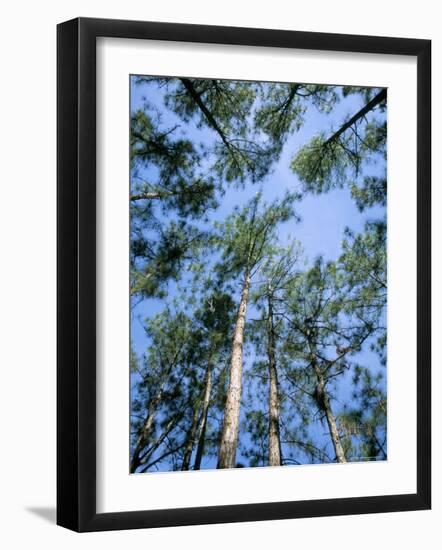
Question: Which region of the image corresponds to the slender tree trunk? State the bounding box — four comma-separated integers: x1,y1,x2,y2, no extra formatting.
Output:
181,403,201,471
267,290,282,466
194,364,213,470
313,363,347,464
217,271,251,468
323,394,347,463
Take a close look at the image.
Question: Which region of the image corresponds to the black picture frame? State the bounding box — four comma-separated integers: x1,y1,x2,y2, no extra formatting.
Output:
57,17,431,532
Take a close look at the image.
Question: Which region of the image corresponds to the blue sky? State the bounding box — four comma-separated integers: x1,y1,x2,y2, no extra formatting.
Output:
130,76,387,471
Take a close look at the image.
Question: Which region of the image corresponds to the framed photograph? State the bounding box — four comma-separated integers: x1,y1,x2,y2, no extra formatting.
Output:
57,17,431,532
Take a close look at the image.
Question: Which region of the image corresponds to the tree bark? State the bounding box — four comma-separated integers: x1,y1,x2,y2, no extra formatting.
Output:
194,364,213,470
313,363,347,464
267,290,282,466
323,394,347,464
217,271,251,468
181,403,201,471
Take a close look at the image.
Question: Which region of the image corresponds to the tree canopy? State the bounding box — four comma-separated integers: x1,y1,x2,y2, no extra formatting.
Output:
130,76,387,472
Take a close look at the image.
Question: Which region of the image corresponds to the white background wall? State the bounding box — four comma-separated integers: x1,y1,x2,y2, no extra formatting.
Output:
0,1,439,547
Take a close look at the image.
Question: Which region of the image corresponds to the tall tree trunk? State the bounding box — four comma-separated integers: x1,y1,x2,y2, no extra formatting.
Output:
194,364,213,470
323,393,347,464
217,271,251,468
181,403,201,471
313,364,347,464
324,393,347,463
267,290,282,466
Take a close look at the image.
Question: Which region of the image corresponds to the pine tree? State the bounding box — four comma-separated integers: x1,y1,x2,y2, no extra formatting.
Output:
282,259,382,463
129,77,388,473
130,309,199,472
249,245,302,466
216,193,298,468
290,87,387,202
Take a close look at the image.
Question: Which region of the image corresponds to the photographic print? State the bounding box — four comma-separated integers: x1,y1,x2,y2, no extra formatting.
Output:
129,76,387,474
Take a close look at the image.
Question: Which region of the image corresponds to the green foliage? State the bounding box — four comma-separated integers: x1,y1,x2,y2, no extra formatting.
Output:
164,78,257,136
131,221,208,298
276,256,385,458
254,84,337,144
212,138,279,184
215,192,299,280
342,86,385,105
350,177,387,212
290,91,387,209
131,108,217,218
338,365,387,461
130,105,218,298
339,221,387,339
243,409,268,467
130,76,387,471
161,77,276,184
290,133,352,193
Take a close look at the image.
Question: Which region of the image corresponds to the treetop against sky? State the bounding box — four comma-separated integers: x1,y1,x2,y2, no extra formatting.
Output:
129,76,387,473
